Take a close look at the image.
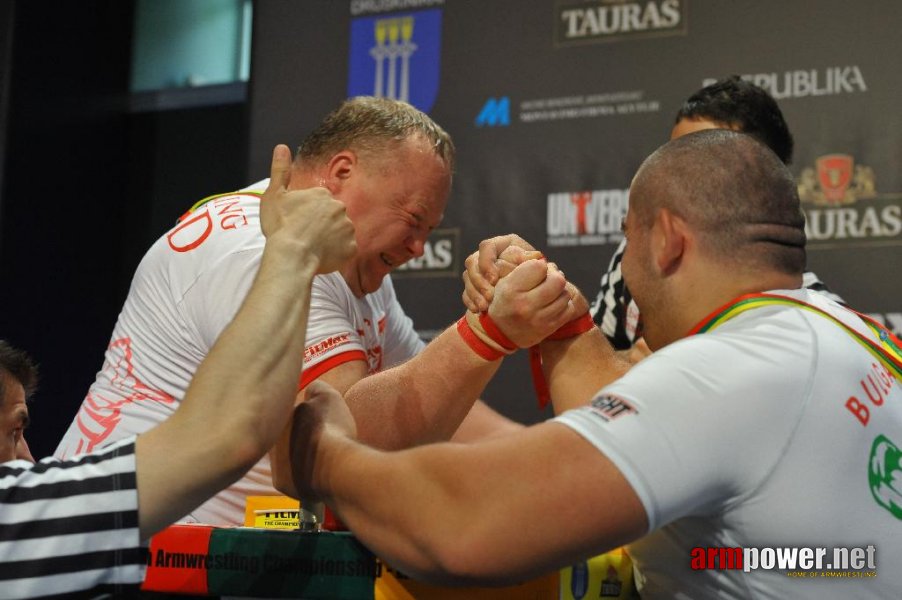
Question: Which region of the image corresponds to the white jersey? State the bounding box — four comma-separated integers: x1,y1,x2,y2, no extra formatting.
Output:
557,288,902,598
55,182,423,525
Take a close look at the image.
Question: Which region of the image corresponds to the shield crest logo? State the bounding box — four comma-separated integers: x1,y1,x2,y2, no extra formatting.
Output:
816,154,854,204
347,9,442,113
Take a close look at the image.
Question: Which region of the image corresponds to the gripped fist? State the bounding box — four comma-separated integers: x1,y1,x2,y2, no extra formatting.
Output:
288,380,357,500
488,259,577,348
261,144,357,274
496,246,545,278
462,234,537,312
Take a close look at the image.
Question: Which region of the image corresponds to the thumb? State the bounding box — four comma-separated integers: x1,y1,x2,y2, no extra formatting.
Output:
266,144,293,194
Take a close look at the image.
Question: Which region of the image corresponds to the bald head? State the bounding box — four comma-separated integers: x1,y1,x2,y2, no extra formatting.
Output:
631,129,806,275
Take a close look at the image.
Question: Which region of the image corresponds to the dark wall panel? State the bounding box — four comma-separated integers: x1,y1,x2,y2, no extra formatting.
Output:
0,1,135,458
248,0,902,425
0,1,249,458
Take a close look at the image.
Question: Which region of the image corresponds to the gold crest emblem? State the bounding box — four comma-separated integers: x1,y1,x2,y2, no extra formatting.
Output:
798,154,876,205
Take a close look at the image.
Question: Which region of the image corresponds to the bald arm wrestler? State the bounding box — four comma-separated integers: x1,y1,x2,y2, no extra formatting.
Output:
267,133,902,599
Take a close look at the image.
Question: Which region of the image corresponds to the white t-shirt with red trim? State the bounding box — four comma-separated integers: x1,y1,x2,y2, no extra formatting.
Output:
54,182,424,525
555,288,902,598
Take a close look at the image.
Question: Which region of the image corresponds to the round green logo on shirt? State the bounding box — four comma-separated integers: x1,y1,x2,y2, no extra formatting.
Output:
869,434,902,520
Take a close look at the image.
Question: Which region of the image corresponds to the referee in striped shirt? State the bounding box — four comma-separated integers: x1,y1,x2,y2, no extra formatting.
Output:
0,145,355,597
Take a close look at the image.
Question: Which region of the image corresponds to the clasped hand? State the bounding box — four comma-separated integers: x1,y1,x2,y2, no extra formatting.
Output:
462,234,589,348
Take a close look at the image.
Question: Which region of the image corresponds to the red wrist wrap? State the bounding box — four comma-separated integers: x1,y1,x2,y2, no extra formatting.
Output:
547,312,595,340
478,312,518,351
456,317,505,361
529,346,551,410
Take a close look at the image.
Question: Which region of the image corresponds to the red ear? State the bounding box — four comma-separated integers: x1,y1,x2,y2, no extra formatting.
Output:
325,150,356,185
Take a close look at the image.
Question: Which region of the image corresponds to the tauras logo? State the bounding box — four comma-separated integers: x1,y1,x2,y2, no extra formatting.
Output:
797,155,901,245
547,189,629,247
394,228,459,277
555,0,685,45
704,66,867,100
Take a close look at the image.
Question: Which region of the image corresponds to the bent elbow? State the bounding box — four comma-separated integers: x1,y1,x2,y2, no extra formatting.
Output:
409,529,516,587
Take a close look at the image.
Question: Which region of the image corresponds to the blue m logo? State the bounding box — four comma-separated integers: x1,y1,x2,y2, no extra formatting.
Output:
475,97,510,127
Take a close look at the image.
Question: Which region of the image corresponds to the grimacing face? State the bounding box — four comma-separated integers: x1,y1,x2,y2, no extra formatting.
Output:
337,136,451,297
620,167,672,350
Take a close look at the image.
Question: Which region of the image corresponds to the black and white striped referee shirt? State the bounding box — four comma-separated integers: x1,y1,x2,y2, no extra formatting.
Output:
0,437,145,598
590,238,846,350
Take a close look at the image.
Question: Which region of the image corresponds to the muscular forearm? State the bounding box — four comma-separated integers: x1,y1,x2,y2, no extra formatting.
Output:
273,329,511,499
344,324,503,450
314,422,647,585
541,327,629,414
450,400,522,443
312,433,531,584
312,435,460,581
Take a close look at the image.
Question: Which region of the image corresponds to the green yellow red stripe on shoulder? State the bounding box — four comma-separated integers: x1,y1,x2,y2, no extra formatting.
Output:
176,190,264,224
689,292,902,381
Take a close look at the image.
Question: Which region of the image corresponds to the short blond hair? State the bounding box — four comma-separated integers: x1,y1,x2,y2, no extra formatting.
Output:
297,97,455,171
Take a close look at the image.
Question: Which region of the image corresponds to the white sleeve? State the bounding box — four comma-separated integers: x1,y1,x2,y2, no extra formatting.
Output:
302,275,368,371
380,278,426,368
554,329,811,532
